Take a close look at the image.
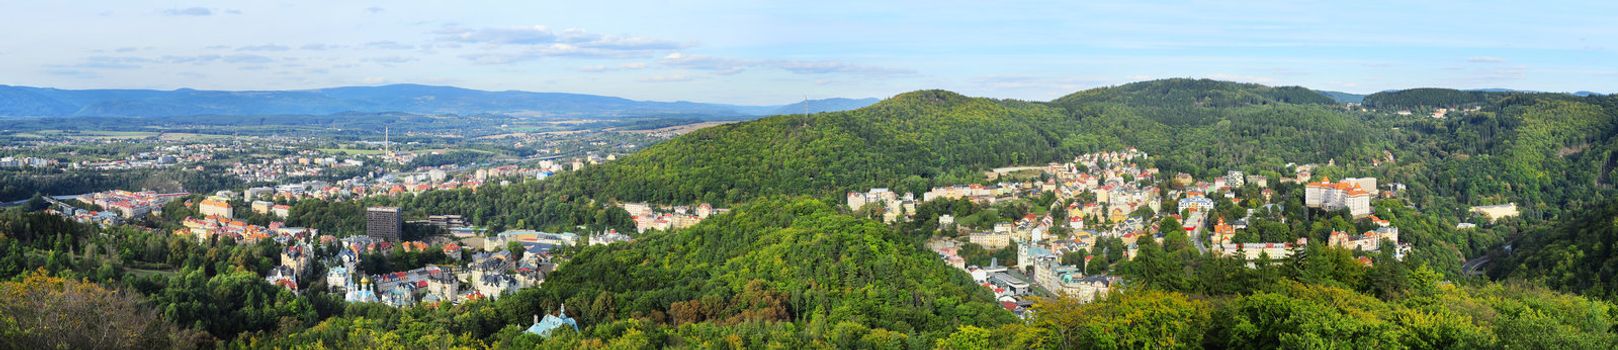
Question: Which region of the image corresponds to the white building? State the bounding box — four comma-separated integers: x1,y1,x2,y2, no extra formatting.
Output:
1304,177,1374,217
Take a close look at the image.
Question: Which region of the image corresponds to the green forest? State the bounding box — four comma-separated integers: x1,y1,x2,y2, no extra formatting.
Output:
6,79,1618,349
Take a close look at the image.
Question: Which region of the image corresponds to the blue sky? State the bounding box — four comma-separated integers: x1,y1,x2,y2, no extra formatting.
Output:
2,1,1614,104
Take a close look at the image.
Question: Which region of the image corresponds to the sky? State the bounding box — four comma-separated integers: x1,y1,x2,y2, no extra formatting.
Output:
2,1,1615,105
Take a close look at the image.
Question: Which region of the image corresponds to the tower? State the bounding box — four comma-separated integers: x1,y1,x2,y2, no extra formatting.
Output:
383,126,391,159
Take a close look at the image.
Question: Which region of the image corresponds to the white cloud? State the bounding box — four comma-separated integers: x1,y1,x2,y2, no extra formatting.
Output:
578,62,648,72
221,54,274,64
237,44,290,52
162,7,213,16
661,53,749,75
1467,56,1506,64
437,25,683,62
659,52,913,77
300,44,344,51
639,74,696,83
365,56,418,64
772,60,914,76
972,75,1105,92
363,41,415,50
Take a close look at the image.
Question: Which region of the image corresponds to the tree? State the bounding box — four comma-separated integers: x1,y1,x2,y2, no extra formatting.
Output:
1033,290,1210,349
0,270,202,350
24,193,47,212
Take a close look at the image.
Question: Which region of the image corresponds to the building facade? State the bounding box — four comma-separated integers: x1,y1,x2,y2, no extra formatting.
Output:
366,207,402,242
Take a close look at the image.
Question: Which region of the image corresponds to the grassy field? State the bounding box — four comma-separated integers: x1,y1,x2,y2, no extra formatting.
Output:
418,148,498,154
7,129,229,141
12,130,159,139
158,132,231,141
318,147,386,155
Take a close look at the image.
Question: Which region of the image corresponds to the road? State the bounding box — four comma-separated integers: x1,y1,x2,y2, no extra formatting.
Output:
1461,255,1491,276
0,194,86,207
1192,226,1209,253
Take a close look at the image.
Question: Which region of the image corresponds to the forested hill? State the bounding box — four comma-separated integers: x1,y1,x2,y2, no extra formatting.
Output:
1053,78,1336,109
529,78,1618,211
1360,87,1589,109
1495,200,1618,300
543,79,1378,206
1362,88,1504,109
559,89,1081,205
492,197,1014,346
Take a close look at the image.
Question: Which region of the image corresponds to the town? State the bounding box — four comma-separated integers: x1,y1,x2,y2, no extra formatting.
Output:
847,149,1416,316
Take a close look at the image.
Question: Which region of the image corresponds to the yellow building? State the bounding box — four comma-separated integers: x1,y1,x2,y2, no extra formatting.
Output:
199,196,234,219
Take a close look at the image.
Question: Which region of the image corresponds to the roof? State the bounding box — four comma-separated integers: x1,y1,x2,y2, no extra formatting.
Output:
525,307,579,338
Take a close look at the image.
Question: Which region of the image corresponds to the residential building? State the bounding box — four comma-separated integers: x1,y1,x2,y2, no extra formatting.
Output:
366,207,402,242
1305,177,1374,217
199,196,234,219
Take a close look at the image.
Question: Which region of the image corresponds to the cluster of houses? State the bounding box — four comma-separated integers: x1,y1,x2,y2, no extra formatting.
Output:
912,150,1416,309
261,218,636,309
77,190,189,219
228,151,368,183
848,188,920,223
620,202,721,233
74,140,247,171
177,215,317,244
0,156,58,168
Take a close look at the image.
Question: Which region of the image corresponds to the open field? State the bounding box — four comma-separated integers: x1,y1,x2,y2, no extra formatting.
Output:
619,121,733,135
6,129,230,141
318,147,385,155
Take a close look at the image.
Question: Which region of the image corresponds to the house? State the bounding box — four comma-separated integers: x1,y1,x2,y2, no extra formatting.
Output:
970,231,1012,250
525,306,579,338
1211,239,1304,265
266,265,299,293
1211,217,1236,245
1328,227,1408,259
1178,195,1214,214
589,229,633,245
251,201,274,215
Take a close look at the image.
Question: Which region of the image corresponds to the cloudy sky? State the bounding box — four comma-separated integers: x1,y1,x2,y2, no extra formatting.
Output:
3,1,1614,104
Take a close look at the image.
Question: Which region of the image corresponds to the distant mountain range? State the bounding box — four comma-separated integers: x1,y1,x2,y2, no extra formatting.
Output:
1472,88,1606,97
0,84,878,119
768,97,882,115
1316,90,1366,104
1315,88,1607,105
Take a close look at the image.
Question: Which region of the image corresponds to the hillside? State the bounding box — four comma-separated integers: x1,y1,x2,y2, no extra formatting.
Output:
548,79,1618,212
1048,79,1379,176
515,197,1013,344
244,197,1014,348
1362,88,1498,109
1494,200,1618,299
0,84,873,118
561,89,1080,205
1053,78,1334,111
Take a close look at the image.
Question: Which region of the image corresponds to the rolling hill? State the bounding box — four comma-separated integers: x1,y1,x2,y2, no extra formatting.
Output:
544,79,1382,206
0,84,873,118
